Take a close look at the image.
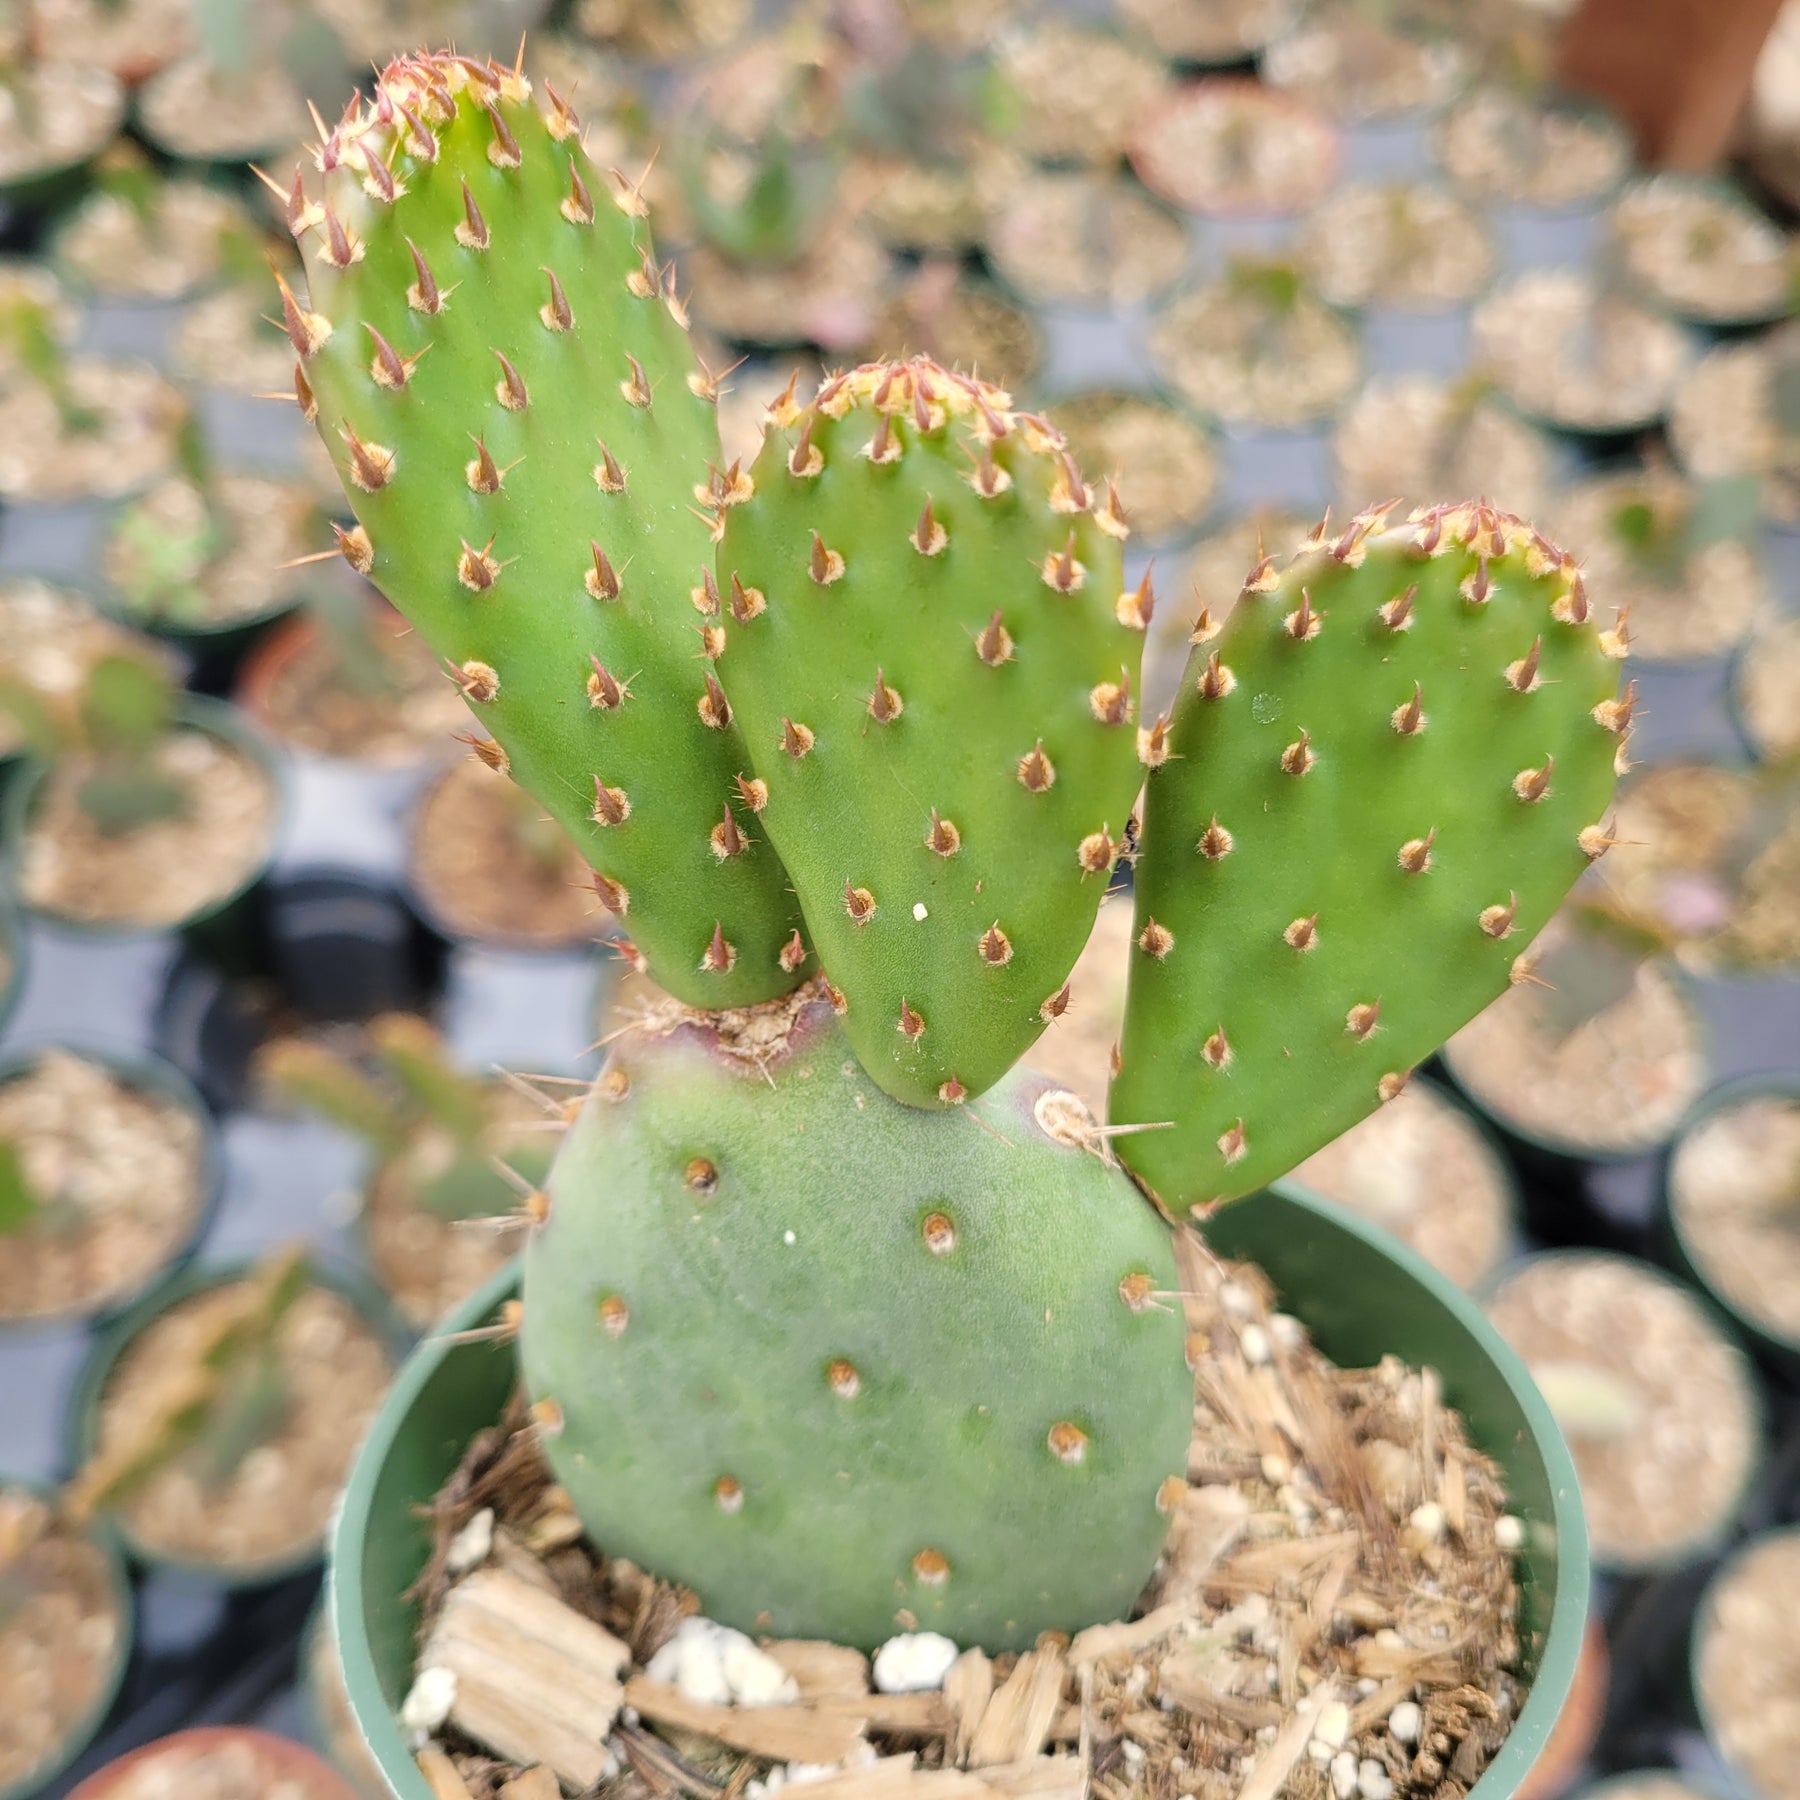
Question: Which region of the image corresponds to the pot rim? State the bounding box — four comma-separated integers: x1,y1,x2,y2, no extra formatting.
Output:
1430,86,1633,218
232,594,445,770
328,1179,1590,1800
89,474,331,647
1601,170,1798,331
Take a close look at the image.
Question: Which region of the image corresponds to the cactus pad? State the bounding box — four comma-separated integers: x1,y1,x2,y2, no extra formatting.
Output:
281,52,804,1006
1111,502,1629,1210
714,359,1145,1107
519,982,1192,1650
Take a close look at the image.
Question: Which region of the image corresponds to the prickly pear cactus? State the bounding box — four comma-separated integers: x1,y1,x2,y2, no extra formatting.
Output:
280,52,805,1006
714,359,1145,1107
1111,502,1629,1211
519,982,1192,1650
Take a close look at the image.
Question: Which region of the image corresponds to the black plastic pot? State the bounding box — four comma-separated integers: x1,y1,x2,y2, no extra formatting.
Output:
90,485,321,690
151,946,271,1116
265,868,446,1025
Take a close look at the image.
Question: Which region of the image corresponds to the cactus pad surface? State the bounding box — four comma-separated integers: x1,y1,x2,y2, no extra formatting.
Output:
283,52,804,1005
519,982,1192,1650
1111,502,1629,1210
715,360,1145,1107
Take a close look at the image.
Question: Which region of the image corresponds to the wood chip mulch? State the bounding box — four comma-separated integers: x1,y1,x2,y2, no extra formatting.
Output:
402,1229,1526,1800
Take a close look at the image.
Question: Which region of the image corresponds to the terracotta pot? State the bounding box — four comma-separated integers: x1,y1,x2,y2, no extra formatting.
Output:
1517,1618,1611,1800
67,1727,360,1800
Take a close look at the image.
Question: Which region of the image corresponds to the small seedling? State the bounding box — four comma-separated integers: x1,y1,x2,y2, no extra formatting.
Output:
66,1245,312,1516
0,647,188,837
0,289,98,433
259,1016,553,1223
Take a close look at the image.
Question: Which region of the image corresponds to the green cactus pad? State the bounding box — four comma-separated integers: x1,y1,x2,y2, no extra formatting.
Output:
714,360,1145,1107
1111,502,1629,1211
283,53,804,1006
519,982,1192,1651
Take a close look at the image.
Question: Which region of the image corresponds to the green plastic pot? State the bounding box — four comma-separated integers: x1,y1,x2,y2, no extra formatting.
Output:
0,1039,223,1330
67,1255,408,1587
1662,1076,1800,1375
0,693,287,958
0,1476,135,1800
327,1180,1589,1799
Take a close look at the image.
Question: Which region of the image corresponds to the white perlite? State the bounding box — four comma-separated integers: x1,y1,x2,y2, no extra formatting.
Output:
1308,1695,1351,1763
647,1617,801,1709
1359,1758,1395,1800
401,1665,458,1742
1388,1701,1422,1744
445,1506,495,1575
871,1631,960,1694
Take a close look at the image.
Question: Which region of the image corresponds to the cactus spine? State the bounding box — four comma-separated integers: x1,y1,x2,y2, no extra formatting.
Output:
284,53,806,1006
